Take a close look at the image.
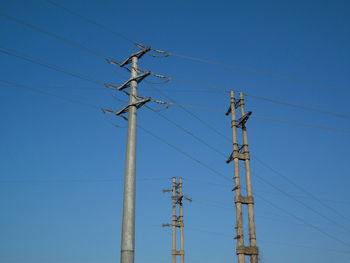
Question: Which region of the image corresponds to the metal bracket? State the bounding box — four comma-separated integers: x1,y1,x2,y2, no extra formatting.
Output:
115,98,151,116
234,195,254,205
236,111,252,129
120,46,152,67
226,151,250,163
172,250,184,256
117,71,151,91
232,185,240,191
236,246,259,255
225,98,241,115
176,195,183,204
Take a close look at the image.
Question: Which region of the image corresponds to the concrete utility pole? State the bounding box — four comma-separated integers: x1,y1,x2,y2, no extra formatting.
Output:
117,47,151,263
225,91,258,263
163,177,192,263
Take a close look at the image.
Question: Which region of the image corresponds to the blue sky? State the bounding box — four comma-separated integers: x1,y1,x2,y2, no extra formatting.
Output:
1,1,350,263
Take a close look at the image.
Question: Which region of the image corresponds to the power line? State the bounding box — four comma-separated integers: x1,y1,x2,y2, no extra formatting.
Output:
254,193,350,249
167,53,350,94
251,171,350,234
0,177,168,184
44,0,350,95
0,80,100,110
143,89,350,236
186,226,350,255
5,74,349,252
245,93,350,119
144,105,227,158
0,11,106,59
182,176,350,206
148,86,232,140
146,86,350,133
252,155,350,223
252,115,350,133
19,0,348,122
46,0,136,45
149,76,350,120
135,123,232,182
144,104,350,235
0,46,105,86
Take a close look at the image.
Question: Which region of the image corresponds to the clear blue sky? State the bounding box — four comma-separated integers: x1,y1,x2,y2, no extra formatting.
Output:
1,1,350,263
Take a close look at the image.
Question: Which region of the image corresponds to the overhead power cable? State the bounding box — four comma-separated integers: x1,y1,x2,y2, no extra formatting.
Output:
252,155,350,223
166,53,350,94
135,123,232,182
144,88,350,236
0,11,106,59
45,0,350,94
0,80,100,110
144,105,227,158
0,46,105,86
46,0,136,45
151,75,350,120
185,226,350,255
251,171,350,234
148,86,232,140
252,115,350,133
245,93,350,119
255,193,350,248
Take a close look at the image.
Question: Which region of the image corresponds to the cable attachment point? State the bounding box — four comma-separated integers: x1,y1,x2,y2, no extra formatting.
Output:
106,58,121,65
232,185,240,191
120,46,151,67
117,71,151,91
225,98,242,115
236,111,252,129
184,196,193,203
134,42,170,58
115,98,151,116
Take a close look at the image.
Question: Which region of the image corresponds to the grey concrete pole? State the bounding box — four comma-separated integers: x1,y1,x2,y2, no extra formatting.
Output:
172,177,177,263
120,56,138,263
239,92,258,263
230,91,245,263
179,177,184,263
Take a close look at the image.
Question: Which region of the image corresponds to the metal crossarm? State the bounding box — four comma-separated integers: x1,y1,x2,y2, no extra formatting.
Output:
115,98,151,116
226,151,234,164
120,46,151,67
117,71,151,91
236,111,252,129
225,98,241,115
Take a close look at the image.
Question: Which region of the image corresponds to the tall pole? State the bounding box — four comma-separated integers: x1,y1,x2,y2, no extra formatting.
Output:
120,56,138,263
179,177,184,263
230,91,245,263
163,177,191,263
239,92,258,263
172,177,177,263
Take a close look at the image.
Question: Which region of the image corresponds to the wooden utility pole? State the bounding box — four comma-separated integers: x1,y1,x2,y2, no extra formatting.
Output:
163,177,192,263
226,91,258,263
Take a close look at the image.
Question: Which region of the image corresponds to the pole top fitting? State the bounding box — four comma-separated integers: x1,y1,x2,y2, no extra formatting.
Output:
120,47,151,67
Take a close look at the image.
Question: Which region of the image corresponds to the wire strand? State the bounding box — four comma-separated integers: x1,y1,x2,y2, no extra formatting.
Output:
0,11,106,59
